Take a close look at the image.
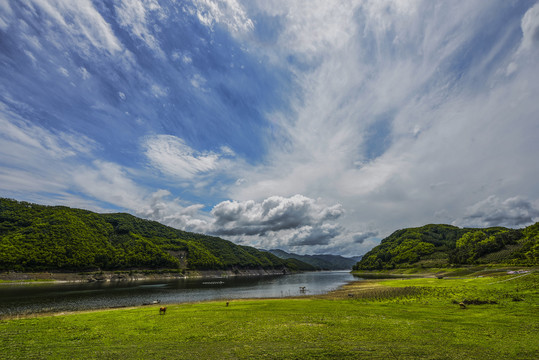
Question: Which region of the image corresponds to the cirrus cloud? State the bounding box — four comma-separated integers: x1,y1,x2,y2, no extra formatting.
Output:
191,0,254,34
28,0,124,55
144,135,234,179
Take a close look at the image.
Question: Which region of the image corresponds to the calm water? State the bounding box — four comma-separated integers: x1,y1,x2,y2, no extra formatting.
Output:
0,271,358,316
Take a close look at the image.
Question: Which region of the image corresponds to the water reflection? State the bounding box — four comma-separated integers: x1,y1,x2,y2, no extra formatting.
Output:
0,271,357,316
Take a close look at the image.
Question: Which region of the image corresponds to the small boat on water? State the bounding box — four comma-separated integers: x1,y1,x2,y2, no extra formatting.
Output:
142,300,161,305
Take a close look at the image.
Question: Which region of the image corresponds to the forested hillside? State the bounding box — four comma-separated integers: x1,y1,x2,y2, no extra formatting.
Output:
354,223,538,270
0,198,306,272
267,249,360,270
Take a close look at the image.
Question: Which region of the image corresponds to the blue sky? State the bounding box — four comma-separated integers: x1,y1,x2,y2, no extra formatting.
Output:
1,0,539,256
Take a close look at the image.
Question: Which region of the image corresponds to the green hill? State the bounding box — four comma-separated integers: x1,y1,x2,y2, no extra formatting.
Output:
354,223,538,270
0,198,307,272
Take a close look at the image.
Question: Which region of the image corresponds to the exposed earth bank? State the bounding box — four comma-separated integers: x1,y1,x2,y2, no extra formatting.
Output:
0,268,289,283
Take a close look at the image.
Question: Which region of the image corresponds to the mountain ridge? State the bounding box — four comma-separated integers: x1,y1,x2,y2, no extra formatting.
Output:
266,249,361,270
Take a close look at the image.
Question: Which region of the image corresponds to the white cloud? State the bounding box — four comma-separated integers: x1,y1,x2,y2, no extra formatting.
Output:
150,84,167,98
24,50,38,65
2,0,538,258
71,160,144,210
58,67,69,77
79,67,91,80
0,111,226,239
135,189,211,233
182,54,193,64
253,0,359,64
190,74,207,90
29,0,123,54
0,111,96,161
115,0,166,57
519,2,539,52
144,135,233,179
0,106,99,200
0,126,214,231
508,2,539,75
458,196,539,228
223,0,539,245
0,0,13,31
288,223,342,246
70,162,213,233
210,194,343,236
192,0,254,34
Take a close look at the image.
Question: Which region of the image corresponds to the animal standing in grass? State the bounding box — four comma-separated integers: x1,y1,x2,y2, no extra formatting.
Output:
159,307,167,315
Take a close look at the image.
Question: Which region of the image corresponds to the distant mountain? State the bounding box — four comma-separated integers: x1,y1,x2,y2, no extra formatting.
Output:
354,223,538,270
0,198,309,272
266,249,360,270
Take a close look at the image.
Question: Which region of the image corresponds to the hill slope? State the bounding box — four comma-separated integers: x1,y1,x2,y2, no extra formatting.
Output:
267,249,360,270
354,223,538,270
0,198,308,272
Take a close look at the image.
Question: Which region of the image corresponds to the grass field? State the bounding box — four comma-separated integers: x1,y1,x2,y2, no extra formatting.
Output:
1,271,537,359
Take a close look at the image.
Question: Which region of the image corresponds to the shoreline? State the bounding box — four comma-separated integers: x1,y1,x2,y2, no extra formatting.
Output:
0,268,290,284
352,265,536,278
2,273,536,359
0,270,351,320
2,268,533,320
0,276,357,321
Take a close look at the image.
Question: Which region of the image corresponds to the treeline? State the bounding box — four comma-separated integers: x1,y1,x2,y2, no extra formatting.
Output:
354,223,538,270
0,198,309,272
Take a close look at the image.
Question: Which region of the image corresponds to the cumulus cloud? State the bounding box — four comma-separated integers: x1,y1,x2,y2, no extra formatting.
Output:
459,196,539,228
210,194,343,236
288,224,342,246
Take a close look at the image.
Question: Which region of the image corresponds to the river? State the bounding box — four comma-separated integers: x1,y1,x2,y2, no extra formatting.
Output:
0,271,358,317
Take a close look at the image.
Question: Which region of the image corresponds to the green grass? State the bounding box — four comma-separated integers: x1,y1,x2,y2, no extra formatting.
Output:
1,273,537,359
352,265,533,277
0,279,56,283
